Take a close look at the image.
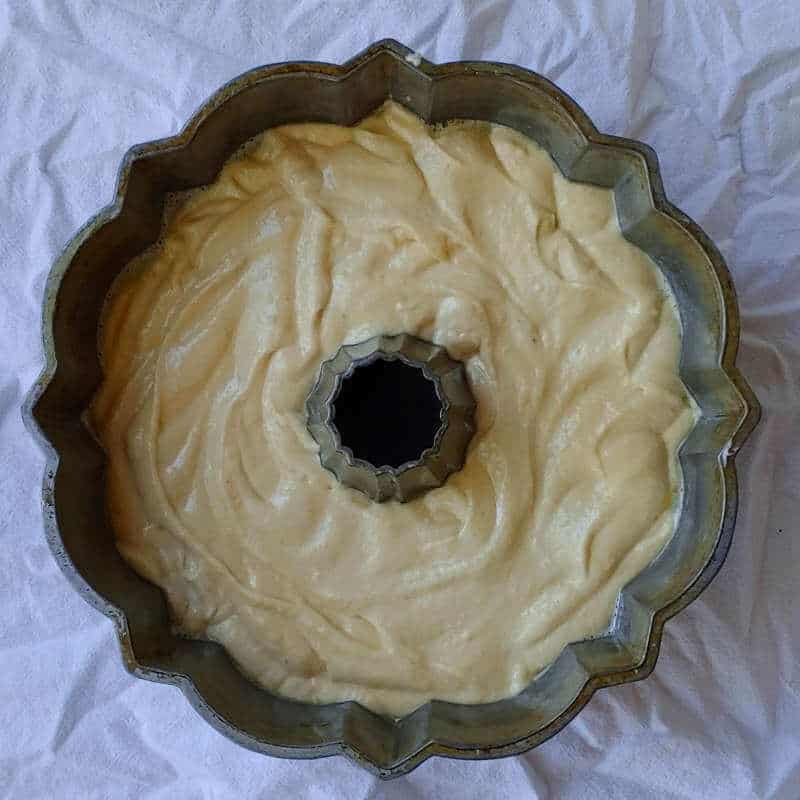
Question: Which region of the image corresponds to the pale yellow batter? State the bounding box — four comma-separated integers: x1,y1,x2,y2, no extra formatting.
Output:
92,101,695,716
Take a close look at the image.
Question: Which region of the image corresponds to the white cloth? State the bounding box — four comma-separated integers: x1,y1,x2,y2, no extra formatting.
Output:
1,1,798,797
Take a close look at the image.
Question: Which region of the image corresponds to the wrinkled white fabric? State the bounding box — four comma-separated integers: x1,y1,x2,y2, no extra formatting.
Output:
1,1,798,798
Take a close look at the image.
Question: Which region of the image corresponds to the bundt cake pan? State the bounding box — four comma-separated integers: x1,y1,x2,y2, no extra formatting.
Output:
22,40,760,777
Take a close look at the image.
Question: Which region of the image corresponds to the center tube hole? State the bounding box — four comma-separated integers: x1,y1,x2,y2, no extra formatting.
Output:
332,358,444,470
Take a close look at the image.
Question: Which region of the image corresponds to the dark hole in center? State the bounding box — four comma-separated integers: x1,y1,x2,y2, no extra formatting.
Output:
332,358,443,470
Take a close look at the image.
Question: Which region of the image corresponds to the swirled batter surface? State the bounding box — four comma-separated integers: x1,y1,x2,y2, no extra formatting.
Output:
92,102,695,715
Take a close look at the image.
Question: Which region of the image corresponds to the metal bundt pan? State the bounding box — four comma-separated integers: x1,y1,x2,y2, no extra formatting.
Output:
23,40,760,777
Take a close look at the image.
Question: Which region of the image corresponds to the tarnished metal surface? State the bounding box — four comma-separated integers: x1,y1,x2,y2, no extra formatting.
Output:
306,333,476,503
22,39,760,778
